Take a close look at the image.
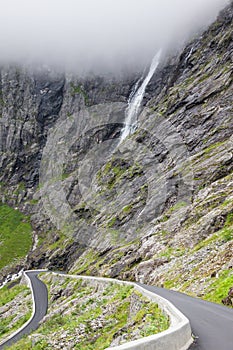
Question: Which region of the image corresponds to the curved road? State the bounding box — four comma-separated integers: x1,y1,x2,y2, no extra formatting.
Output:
1,272,233,349
0,271,48,349
139,283,233,350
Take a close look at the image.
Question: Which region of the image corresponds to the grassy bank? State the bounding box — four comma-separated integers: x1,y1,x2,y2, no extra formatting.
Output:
8,273,169,349
0,204,32,269
0,281,32,342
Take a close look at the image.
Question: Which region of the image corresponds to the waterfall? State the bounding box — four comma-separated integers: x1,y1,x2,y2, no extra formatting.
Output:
119,49,162,143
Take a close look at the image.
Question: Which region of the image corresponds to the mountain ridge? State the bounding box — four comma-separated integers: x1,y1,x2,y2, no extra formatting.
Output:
0,1,232,305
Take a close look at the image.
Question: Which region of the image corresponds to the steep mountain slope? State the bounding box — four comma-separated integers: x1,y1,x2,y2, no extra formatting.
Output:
0,2,232,303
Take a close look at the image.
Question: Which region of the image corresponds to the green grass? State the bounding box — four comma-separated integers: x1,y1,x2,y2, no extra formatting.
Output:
0,312,31,339
164,274,183,289
7,338,50,350
70,83,89,105
0,283,28,307
0,204,32,269
159,201,188,223
202,140,226,157
0,283,32,340
122,204,133,213
192,212,233,253
97,159,143,191
72,249,99,274
166,201,188,215
8,275,169,349
156,245,185,260
107,216,117,228
204,270,233,305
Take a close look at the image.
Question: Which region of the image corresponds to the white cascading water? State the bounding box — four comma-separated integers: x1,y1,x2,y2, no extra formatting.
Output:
119,49,162,143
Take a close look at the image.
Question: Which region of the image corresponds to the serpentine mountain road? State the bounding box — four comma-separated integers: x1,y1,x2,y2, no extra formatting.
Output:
1,272,233,349
0,271,48,349
139,283,233,350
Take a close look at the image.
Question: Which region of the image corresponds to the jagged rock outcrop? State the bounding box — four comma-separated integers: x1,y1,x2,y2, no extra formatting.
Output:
0,2,232,301
222,286,233,306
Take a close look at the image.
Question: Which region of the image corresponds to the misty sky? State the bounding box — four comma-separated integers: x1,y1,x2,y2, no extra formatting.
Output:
0,0,229,74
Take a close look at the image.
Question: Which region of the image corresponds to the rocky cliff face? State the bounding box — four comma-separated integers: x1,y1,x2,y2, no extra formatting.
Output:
0,3,232,301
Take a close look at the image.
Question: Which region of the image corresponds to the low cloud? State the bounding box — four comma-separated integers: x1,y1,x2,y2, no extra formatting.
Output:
0,0,229,74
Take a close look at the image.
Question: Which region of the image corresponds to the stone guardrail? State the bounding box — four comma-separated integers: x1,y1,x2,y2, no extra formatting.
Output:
52,273,193,350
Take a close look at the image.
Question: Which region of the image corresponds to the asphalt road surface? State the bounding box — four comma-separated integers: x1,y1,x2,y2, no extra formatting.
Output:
0,271,48,349
1,272,233,349
138,283,233,350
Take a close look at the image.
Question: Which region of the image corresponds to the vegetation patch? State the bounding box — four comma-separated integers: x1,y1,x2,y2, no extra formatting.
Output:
97,159,143,191
204,270,233,305
71,249,100,275
8,273,169,349
70,83,89,105
160,201,188,222
0,281,32,342
0,204,32,269
192,212,233,253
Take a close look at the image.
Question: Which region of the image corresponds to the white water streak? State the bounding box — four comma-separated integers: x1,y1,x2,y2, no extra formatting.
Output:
120,49,162,142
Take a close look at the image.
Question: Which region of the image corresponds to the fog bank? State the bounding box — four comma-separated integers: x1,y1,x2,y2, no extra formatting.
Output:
0,0,230,74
